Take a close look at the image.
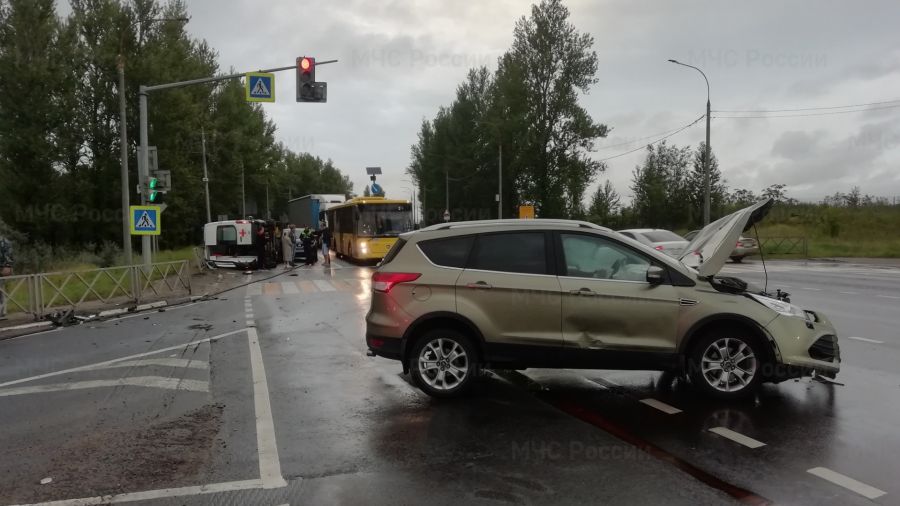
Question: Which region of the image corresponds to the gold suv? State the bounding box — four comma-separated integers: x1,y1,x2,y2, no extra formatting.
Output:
365,199,840,399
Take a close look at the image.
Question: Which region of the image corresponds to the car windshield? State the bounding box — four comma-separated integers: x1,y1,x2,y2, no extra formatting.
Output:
642,230,685,242
356,204,413,237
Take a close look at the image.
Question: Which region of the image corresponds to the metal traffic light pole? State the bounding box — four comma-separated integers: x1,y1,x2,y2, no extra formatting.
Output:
136,59,337,267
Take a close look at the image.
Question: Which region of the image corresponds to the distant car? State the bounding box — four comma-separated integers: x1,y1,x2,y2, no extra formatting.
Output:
684,230,759,263
617,229,689,258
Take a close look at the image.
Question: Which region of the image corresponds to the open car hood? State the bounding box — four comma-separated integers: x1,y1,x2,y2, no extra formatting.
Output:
678,198,773,277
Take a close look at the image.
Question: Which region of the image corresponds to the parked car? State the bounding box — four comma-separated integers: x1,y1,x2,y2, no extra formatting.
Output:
365,199,840,400
684,230,759,263
617,229,689,258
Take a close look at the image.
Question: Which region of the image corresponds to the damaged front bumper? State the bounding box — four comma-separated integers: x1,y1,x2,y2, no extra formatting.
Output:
765,312,841,382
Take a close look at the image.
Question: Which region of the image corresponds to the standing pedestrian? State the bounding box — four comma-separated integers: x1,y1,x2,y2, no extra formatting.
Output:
320,220,332,267
282,224,296,268
301,227,316,266
0,233,13,320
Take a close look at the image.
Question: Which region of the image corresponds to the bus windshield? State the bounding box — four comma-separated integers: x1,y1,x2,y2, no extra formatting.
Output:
356,204,413,237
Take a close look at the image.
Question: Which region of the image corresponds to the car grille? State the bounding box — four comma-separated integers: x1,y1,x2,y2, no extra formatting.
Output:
808,334,839,362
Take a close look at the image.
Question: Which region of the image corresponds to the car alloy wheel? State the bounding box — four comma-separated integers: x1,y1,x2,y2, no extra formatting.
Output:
418,337,469,391
409,329,477,398
700,337,758,393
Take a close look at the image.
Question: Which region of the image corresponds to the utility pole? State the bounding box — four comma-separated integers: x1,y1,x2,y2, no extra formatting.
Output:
138,86,151,267
498,143,503,219
117,55,132,265
201,128,211,223
668,59,711,225
445,170,449,214
266,181,270,220
241,162,246,218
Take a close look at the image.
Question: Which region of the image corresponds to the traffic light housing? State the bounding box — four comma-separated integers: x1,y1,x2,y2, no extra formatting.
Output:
144,170,171,203
148,176,161,203
296,56,327,103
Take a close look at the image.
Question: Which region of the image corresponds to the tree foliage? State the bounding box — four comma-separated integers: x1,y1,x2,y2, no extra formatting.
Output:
0,0,352,254
408,0,607,223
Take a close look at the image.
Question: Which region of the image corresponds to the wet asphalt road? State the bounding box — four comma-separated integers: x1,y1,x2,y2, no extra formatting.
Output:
1,258,899,505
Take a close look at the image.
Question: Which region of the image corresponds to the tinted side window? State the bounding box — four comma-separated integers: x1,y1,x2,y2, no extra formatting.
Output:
470,232,546,275
418,236,474,268
560,233,651,282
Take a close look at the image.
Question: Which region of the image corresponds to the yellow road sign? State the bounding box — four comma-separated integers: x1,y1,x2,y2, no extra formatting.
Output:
519,205,535,219
130,205,161,235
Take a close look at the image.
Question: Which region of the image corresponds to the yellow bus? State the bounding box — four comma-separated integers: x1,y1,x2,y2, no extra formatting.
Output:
325,196,413,262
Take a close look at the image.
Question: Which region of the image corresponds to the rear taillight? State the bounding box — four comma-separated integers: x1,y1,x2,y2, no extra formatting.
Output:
654,245,665,251
736,241,742,247
372,272,421,293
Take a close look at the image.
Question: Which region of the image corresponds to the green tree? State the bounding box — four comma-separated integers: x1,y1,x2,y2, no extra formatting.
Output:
687,142,727,224
630,142,692,229
586,180,619,226
494,0,608,218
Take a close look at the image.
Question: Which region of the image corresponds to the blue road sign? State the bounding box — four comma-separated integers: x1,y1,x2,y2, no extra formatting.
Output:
130,205,161,236
246,72,275,102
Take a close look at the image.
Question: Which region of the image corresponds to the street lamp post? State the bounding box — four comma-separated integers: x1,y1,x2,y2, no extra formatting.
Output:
668,59,711,226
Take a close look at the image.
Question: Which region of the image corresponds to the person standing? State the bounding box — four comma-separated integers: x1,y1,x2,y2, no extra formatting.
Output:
0,234,12,320
320,220,332,267
301,227,316,266
282,224,296,268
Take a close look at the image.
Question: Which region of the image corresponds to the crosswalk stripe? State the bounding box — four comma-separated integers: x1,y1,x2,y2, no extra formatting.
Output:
281,282,300,294
330,279,351,291
314,280,336,292
246,284,262,296
263,283,281,295
299,280,317,293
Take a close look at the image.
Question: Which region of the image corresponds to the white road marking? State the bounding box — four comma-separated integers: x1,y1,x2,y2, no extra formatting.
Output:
12,478,265,506
90,358,208,371
313,279,336,292
280,282,300,294
807,467,886,500
247,327,287,488
0,376,209,397
246,319,256,327
246,283,262,296
800,287,823,291
877,294,900,300
0,328,247,389
846,336,884,344
838,291,859,295
246,312,255,319
639,398,682,414
708,427,766,448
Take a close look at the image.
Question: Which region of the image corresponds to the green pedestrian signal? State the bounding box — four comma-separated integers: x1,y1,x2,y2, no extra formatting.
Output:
148,177,160,202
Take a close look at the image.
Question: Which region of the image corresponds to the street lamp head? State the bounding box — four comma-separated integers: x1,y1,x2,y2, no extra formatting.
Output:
667,59,679,63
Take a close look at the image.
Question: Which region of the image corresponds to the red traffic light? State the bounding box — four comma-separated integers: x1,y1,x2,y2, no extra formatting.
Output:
299,57,312,71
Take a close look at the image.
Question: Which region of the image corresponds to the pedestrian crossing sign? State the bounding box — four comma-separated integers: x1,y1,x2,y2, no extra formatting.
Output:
130,205,161,236
245,72,275,102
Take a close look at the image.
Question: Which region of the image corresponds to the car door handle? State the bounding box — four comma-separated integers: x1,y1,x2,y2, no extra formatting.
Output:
569,288,597,296
466,281,493,289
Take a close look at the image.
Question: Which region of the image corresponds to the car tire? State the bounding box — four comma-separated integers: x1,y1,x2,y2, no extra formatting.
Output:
409,329,478,398
687,330,766,399
731,256,744,263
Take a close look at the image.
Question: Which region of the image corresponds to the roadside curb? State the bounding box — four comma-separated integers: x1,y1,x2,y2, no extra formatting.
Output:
0,295,208,341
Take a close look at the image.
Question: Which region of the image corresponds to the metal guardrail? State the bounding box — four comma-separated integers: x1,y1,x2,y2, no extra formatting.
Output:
0,260,191,320
760,236,808,256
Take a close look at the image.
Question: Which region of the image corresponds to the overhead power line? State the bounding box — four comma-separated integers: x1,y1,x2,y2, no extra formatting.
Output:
714,102,900,118
596,114,705,162
713,97,900,113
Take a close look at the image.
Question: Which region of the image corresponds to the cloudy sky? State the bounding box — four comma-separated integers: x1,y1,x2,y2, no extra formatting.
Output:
179,0,899,204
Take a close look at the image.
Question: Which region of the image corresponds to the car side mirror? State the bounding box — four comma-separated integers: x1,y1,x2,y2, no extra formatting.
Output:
646,265,665,285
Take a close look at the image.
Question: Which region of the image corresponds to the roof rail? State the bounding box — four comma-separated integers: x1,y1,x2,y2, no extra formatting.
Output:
420,219,610,232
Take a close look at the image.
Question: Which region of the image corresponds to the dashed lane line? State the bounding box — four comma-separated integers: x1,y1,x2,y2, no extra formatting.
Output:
846,336,885,344
807,467,886,500
877,294,900,300
799,287,823,291
708,427,766,449
639,398,682,414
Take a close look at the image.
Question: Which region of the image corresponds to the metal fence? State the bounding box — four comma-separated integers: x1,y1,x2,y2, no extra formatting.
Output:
760,236,808,256
0,260,191,320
